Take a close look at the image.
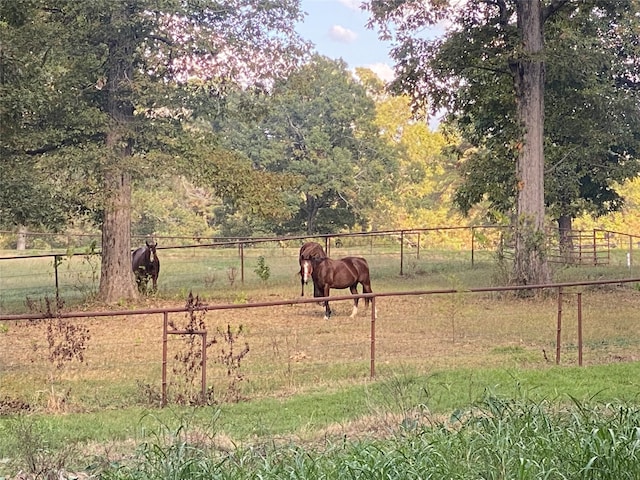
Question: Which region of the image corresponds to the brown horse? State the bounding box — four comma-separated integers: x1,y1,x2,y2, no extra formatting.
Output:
310,255,373,320
299,241,326,297
132,239,160,294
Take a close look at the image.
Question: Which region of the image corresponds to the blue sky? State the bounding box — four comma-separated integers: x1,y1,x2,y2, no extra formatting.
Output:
296,0,395,81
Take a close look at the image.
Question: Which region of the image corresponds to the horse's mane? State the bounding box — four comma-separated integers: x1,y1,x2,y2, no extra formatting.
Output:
300,242,326,261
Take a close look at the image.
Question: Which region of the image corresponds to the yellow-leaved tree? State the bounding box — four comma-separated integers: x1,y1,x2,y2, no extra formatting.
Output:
357,68,467,241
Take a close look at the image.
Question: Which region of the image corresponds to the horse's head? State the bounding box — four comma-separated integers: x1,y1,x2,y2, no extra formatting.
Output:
301,257,313,284
300,253,327,283
145,239,158,263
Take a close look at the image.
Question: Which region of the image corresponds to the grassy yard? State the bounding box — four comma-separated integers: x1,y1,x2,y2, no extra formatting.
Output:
1,245,639,478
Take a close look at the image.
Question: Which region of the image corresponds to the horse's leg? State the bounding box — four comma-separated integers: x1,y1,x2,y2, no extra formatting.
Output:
361,279,376,318
323,286,331,320
313,281,324,307
349,285,359,318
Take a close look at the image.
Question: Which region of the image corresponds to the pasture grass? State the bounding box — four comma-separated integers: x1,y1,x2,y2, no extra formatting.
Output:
2,245,640,477
96,398,639,479
1,363,640,478
1,243,639,314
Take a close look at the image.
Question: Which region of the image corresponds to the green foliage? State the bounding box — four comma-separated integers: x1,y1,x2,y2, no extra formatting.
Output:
367,1,640,228
0,0,309,300
361,69,458,230
2,360,640,476
217,55,401,234
17,381,640,479
253,255,271,282
2,416,76,478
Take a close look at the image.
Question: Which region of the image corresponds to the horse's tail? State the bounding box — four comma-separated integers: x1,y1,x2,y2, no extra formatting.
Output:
356,257,372,307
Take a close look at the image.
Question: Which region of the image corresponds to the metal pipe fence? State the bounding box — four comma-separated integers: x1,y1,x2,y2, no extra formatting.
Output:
1,277,638,409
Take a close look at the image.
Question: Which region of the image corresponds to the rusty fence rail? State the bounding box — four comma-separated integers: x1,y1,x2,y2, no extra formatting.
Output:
1,277,638,407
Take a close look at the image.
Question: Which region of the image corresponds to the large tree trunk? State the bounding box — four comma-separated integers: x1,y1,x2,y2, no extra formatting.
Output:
99,170,138,301
509,0,551,286
97,5,138,302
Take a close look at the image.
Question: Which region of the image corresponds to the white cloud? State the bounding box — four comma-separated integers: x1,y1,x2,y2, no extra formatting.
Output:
328,25,358,43
366,63,395,82
337,0,361,10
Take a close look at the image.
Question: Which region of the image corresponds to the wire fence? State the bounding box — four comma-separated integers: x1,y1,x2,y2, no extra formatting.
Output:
0,227,508,314
1,278,638,412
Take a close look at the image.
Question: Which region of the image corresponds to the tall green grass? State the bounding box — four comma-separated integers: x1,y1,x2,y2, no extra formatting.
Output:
2,363,640,477
91,396,640,479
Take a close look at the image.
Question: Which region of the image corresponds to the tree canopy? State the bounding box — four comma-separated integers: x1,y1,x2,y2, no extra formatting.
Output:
217,56,400,234
366,0,640,284
0,0,309,301
451,2,640,243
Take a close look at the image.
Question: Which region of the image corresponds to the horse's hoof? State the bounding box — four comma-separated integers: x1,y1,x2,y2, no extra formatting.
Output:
323,315,330,321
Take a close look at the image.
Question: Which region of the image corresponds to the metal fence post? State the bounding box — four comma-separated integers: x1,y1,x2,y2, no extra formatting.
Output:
239,242,245,284
54,255,61,302
400,231,404,276
577,292,583,367
162,312,168,407
370,297,376,378
201,332,207,402
556,287,563,364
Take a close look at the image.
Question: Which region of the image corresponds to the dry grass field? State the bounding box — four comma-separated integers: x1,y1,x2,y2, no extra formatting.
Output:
1,252,640,479
2,278,639,414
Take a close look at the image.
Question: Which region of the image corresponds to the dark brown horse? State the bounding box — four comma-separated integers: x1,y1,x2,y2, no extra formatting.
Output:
132,239,160,294
299,241,326,297
310,255,373,320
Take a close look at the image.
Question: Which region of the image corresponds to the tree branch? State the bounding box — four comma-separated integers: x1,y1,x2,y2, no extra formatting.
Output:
487,0,510,28
542,0,571,23
469,62,511,77
24,133,105,155
147,34,173,46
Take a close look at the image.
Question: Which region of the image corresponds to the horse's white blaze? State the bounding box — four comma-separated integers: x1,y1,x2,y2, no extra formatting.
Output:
302,260,312,283
349,305,358,318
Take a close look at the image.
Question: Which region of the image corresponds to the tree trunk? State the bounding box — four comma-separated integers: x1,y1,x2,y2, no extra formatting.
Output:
97,5,138,302
99,169,138,301
305,194,319,234
16,225,27,250
509,0,551,286
557,214,574,261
